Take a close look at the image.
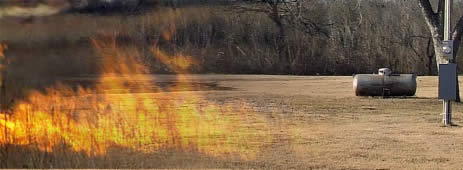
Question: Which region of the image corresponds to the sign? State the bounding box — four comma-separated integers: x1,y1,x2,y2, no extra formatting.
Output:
438,63,457,100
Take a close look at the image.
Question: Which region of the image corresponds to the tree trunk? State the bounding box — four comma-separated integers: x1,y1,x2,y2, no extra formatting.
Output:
452,17,463,101
427,37,434,75
418,0,463,101
268,3,289,73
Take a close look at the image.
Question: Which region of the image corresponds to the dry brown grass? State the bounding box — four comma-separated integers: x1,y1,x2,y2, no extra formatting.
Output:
2,4,463,169
213,76,463,169
2,75,463,169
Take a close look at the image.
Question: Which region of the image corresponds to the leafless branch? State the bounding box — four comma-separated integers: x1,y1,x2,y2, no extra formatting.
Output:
452,17,463,41
418,0,439,28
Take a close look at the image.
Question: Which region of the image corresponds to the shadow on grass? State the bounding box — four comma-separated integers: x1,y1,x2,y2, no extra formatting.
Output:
357,96,439,100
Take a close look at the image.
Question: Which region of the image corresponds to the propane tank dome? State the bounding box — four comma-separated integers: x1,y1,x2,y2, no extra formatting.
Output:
378,68,392,76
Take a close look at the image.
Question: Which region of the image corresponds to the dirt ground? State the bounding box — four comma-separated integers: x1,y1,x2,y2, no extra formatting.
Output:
6,75,463,169
173,75,463,169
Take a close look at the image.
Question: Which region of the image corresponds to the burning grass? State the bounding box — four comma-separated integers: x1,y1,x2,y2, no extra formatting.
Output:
0,33,272,168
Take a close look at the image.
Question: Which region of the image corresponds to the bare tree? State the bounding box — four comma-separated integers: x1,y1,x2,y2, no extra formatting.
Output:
418,0,463,101
232,0,295,71
232,0,328,72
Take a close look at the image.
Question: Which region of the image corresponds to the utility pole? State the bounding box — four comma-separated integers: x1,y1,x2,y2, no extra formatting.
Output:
441,0,454,126
444,0,452,42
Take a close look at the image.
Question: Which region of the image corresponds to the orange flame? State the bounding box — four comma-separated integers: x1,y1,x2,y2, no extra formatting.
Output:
0,43,7,60
151,47,199,72
0,34,270,160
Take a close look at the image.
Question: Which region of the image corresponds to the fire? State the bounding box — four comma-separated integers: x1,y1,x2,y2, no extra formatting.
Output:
0,43,7,59
151,47,199,71
0,34,270,160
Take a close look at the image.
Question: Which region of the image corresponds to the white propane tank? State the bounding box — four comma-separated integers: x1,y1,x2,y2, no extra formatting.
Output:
353,69,417,96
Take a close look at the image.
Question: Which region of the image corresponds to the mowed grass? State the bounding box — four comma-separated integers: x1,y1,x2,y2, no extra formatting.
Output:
2,75,463,169
210,76,463,169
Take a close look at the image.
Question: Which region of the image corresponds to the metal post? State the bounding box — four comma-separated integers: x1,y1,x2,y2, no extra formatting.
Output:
443,100,452,125
443,0,453,126
444,0,452,41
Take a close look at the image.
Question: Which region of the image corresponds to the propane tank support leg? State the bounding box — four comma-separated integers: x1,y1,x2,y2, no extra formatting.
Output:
443,100,452,126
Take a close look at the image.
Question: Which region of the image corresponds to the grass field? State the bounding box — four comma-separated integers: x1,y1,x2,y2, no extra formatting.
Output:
1,2,462,168
2,75,463,169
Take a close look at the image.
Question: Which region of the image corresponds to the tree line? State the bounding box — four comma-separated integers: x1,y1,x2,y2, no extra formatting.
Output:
2,0,463,76
121,0,462,75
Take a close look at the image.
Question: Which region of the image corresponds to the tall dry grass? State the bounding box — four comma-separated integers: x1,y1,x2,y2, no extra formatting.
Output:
0,22,276,168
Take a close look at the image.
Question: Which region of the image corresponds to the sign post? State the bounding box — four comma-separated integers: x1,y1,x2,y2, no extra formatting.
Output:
439,64,456,125
440,0,455,126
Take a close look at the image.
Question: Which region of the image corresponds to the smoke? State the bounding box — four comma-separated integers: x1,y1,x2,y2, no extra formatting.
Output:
0,2,69,18
0,0,144,18
0,0,238,18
